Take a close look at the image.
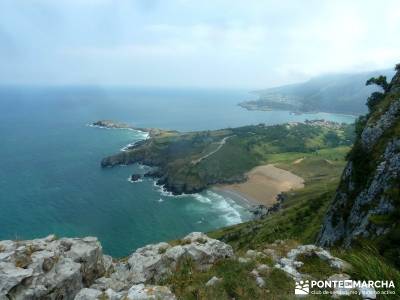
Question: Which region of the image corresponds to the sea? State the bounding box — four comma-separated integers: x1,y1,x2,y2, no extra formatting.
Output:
0,86,356,257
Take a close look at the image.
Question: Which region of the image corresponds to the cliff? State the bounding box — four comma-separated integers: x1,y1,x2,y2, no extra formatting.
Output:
318,65,400,267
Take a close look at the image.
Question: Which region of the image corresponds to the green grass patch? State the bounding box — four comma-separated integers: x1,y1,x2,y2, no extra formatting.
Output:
336,245,400,300
297,253,335,279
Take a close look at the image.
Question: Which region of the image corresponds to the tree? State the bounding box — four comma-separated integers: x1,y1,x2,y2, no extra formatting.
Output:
396,63,400,72
366,92,384,111
366,75,389,93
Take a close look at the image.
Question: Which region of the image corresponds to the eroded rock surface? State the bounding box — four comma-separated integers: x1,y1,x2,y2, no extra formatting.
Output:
0,232,233,299
0,235,108,300
274,244,349,280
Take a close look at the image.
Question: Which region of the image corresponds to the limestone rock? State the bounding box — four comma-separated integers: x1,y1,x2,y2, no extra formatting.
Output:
256,264,270,273
90,232,233,293
318,139,400,247
318,68,400,248
74,288,103,300
126,284,176,300
75,283,177,300
238,257,251,263
205,276,222,287
255,276,266,288
245,249,265,259
0,235,108,299
126,232,233,284
274,244,351,280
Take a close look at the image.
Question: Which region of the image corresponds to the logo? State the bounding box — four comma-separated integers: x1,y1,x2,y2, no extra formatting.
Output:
295,280,309,295
294,279,395,297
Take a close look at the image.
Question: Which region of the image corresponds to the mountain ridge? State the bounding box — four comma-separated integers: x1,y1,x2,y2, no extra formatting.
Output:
240,69,396,115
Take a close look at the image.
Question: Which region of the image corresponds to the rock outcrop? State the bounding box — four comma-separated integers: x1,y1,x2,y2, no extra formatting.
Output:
74,284,176,300
318,65,400,265
0,235,109,299
274,244,350,280
0,232,233,299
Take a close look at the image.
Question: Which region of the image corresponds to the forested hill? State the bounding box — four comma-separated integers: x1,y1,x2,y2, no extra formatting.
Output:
240,69,395,115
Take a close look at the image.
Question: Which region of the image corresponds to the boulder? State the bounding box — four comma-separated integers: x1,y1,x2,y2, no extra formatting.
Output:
126,232,233,284
274,244,351,280
205,276,222,287
126,284,176,300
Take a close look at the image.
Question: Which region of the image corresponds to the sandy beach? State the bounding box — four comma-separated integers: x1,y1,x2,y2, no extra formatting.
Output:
217,164,304,207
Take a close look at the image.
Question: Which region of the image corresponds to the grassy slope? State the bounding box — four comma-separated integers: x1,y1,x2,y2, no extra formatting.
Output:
163,149,400,299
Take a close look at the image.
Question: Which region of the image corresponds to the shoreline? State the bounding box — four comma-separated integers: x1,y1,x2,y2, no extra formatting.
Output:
215,164,304,207
211,186,255,209
238,105,359,119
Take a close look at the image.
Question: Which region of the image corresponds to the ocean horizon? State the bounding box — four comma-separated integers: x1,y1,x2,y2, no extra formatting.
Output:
0,86,356,257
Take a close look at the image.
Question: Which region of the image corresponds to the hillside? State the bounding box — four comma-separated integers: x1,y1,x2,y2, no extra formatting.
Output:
240,69,395,115
101,120,354,195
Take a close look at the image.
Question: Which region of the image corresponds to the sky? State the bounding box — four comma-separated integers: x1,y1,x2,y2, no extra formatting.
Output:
0,0,399,88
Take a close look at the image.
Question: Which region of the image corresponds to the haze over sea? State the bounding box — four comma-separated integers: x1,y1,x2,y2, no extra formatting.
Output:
0,86,355,257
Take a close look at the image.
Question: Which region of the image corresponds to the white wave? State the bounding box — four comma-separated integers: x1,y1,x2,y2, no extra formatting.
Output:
127,177,143,183
150,180,246,226
152,181,187,198
120,141,142,152
192,193,212,204
88,123,150,151
87,123,149,135
189,191,246,225
201,190,244,225
158,198,164,202
120,132,150,151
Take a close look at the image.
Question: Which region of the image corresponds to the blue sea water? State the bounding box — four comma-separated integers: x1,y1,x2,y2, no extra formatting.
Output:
0,86,356,257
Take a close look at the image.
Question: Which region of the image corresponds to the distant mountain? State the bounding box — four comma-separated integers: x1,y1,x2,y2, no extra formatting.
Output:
240,69,395,115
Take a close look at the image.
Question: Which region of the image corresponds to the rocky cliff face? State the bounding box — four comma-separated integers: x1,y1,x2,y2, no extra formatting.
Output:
0,232,233,299
318,65,400,266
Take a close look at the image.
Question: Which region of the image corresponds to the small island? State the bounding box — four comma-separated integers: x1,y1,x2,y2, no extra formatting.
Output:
91,120,178,138
129,174,142,182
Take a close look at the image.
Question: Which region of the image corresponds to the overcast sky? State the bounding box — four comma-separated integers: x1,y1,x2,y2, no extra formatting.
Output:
0,0,399,88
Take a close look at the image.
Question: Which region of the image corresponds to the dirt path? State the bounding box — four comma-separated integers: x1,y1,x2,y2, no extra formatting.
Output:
293,157,305,164
192,135,234,165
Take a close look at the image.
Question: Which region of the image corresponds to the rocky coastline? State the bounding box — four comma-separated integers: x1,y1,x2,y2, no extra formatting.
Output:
101,150,248,195
99,120,353,196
